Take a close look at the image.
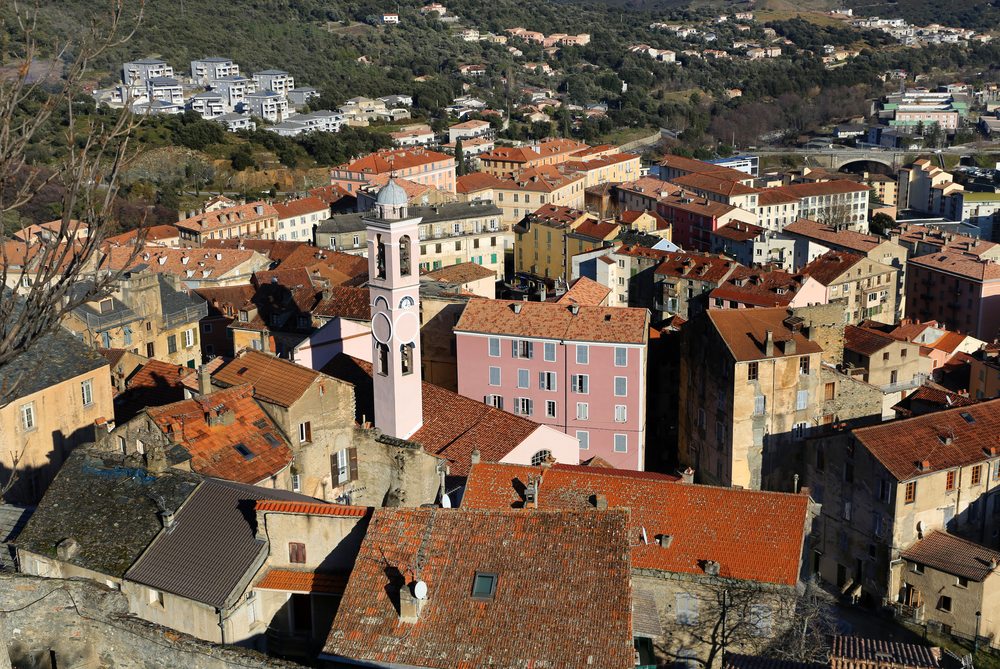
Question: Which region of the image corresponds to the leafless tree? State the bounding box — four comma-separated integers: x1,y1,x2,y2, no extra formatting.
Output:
0,1,147,379
762,579,838,663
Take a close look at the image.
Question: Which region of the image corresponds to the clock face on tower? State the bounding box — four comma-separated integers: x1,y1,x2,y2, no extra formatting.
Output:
399,296,415,309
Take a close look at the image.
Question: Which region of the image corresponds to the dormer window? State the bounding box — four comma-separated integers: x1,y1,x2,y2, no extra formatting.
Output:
99,298,114,314
239,310,249,323
471,572,497,599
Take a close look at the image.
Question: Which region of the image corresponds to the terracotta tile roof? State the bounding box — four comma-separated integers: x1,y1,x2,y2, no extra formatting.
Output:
180,357,225,394
901,531,1000,581
312,286,372,321
658,192,737,218
756,189,800,206
725,654,824,669
202,238,303,264
909,249,1000,281
556,276,611,306
658,154,751,182
710,269,808,308
256,568,348,594
322,356,543,475
852,397,1000,481
617,176,680,198
618,209,668,230
424,262,496,284
146,385,293,484
456,171,505,193
707,307,824,362
175,201,278,235
783,218,884,253
255,500,370,516
496,166,584,193
101,246,268,279
279,246,369,285
830,636,941,668
653,252,740,284
212,350,320,407
455,298,649,344
524,203,588,227
672,173,760,197
450,119,491,130
800,249,866,285
105,224,180,246
890,224,997,256
570,218,619,241
273,196,329,220
892,384,976,418
712,221,764,242
116,359,191,421
768,180,869,200
99,347,127,369
844,324,899,356
360,174,432,200
309,184,355,206
463,462,810,585
193,284,256,318
339,147,452,174
324,507,635,669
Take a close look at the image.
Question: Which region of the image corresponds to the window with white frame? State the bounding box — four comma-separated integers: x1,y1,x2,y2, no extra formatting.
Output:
615,405,627,422
577,430,589,450
512,340,533,359
614,347,627,367
675,593,698,624
792,422,809,438
576,402,589,420
753,394,766,416
20,402,35,431
517,368,529,389
485,394,503,409
571,374,589,394
488,337,500,357
514,397,533,416
545,400,557,418
614,377,627,396
489,366,501,386
796,390,808,410
183,329,195,348
539,371,556,391
614,434,627,452
543,342,556,361
246,590,258,625
576,344,589,364
80,379,94,406
336,448,350,484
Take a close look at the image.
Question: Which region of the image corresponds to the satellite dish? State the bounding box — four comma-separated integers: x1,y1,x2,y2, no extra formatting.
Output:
641,527,649,545
413,580,428,600
441,493,452,509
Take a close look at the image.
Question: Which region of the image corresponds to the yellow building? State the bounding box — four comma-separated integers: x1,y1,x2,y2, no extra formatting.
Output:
492,166,586,226
0,324,113,503
513,204,619,280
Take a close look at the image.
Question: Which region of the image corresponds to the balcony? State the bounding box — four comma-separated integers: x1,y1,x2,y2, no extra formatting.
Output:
879,372,927,395
162,302,209,329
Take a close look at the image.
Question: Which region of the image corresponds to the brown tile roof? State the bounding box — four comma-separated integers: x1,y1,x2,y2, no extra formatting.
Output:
324,507,635,669
202,238,304,264
618,209,668,230
115,359,191,421
768,180,870,199
498,166,584,194
339,147,452,174
901,531,1000,581
360,174,432,201
322,356,543,475
256,568,348,594
672,173,760,197
707,308,824,362
449,119,491,130
312,286,372,321
653,252,740,284
852,397,1000,481
463,462,810,585
99,347,127,369
557,276,611,306
890,224,997,256
193,284,256,318
570,218,619,241
455,298,649,344
101,246,268,279
175,201,278,235
830,636,941,668
783,218,884,253
659,192,737,218
255,500,370,516
424,262,496,284
617,176,680,198
212,350,320,407
909,249,1000,282
800,249,866,285
272,196,329,220
658,154,751,182
756,189,800,206
456,171,505,193
524,203,587,227
710,269,808,308
309,184,355,206
279,246,370,285
146,385,293,484
712,221,764,242
105,224,180,246
844,324,899,356
892,384,976,418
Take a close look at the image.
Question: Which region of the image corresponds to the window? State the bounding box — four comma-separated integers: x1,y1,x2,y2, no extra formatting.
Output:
824,382,835,401
20,403,35,431
471,572,497,599
878,478,890,503
545,400,557,418
399,235,412,276
577,430,589,450
614,347,628,367
614,377,627,396
971,465,982,486
488,366,501,386
716,421,725,444
676,593,698,625
401,343,414,375
167,335,177,354
375,234,386,279
335,448,350,484
576,402,589,420
123,326,133,346
148,588,164,607
288,542,306,564
571,374,589,394
957,576,969,588
576,345,589,364
299,422,312,444
904,481,916,504
911,563,925,574
753,395,766,416
488,337,500,357
615,405,627,422
514,397,533,416
751,604,772,637
842,501,852,521
614,434,627,453
201,323,212,334
946,471,956,491
512,340,533,359
747,362,758,381
539,371,556,391
844,462,854,483
517,369,529,389
101,331,111,348
485,394,503,409
799,357,810,375
80,379,93,406
531,449,552,466
376,342,389,376
796,390,808,411
936,595,952,613
883,352,890,362
183,329,195,348
792,422,809,439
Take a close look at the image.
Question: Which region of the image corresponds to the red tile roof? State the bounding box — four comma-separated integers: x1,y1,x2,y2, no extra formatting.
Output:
892,384,976,418
712,221,764,242
456,172,505,193
273,196,329,220
524,203,588,227
312,286,372,321
279,246,370,285
844,324,899,357
909,249,1000,282
852,397,1000,481
115,359,192,421
175,201,278,235
658,192,737,218
768,180,869,199
105,224,180,246
101,246,268,279
653,252,740,284
255,500,370,516
455,298,649,344
570,218,619,240
672,173,760,197
146,385,293,484
324,507,635,669
783,218,884,253
756,189,800,206
658,154,752,183
213,350,321,407
707,308,824,362
710,269,809,308
339,147,453,174
423,262,496,284
900,531,1000,582
202,238,304,264
800,249,866,285
463,462,810,585
256,568,348,594
556,276,611,306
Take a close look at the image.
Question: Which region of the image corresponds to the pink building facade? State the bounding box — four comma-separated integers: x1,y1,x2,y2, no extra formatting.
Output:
455,301,649,470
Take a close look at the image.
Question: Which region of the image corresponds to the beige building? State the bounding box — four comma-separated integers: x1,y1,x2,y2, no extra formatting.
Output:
0,325,113,504
800,250,898,324
843,324,932,416
62,269,207,368
513,204,618,281
176,201,279,245
491,166,586,226
969,343,1000,400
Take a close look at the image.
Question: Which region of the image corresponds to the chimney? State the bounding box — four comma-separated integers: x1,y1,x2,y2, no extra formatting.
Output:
512,302,523,314
591,494,608,510
199,364,212,396
399,583,425,623
764,330,774,357
470,449,481,465
703,560,721,577
679,467,694,484
569,303,580,315
784,337,796,355
524,475,540,508
160,509,176,529
656,534,673,548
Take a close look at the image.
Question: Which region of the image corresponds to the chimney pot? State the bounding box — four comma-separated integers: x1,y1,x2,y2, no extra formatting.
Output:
198,364,212,396
471,449,481,465
657,534,673,548
512,302,523,314
399,585,424,623
679,467,694,484
764,330,774,357
591,494,608,510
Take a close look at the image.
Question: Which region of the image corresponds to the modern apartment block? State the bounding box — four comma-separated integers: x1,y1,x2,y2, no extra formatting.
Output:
122,58,173,84
190,57,240,85
252,69,295,95
905,248,1000,340
455,299,650,470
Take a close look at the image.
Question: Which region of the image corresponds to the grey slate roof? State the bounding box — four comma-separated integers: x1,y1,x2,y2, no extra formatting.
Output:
0,504,33,570
316,201,502,235
126,478,318,609
0,299,108,404
15,450,201,577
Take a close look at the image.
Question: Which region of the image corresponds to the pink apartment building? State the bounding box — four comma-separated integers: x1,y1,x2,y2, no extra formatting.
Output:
454,298,650,470
330,148,456,195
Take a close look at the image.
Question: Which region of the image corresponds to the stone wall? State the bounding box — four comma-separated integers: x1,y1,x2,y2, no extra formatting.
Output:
0,573,299,669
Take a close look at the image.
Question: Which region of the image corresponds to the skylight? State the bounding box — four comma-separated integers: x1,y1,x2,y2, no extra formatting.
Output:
263,433,280,447
234,443,255,460
960,412,975,424
471,572,497,599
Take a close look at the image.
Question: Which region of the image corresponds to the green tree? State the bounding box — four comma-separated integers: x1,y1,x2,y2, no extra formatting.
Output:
455,137,467,177
230,145,255,171
870,212,895,237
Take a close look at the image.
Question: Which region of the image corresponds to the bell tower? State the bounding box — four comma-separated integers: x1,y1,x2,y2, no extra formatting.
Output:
365,180,424,439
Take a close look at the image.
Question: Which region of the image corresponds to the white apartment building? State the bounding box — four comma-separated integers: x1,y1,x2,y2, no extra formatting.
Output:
190,58,239,85
269,111,345,137
146,77,184,106
274,197,330,242
189,92,226,119
243,91,288,123
211,76,256,112
122,58,173,85
252,70,295,95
